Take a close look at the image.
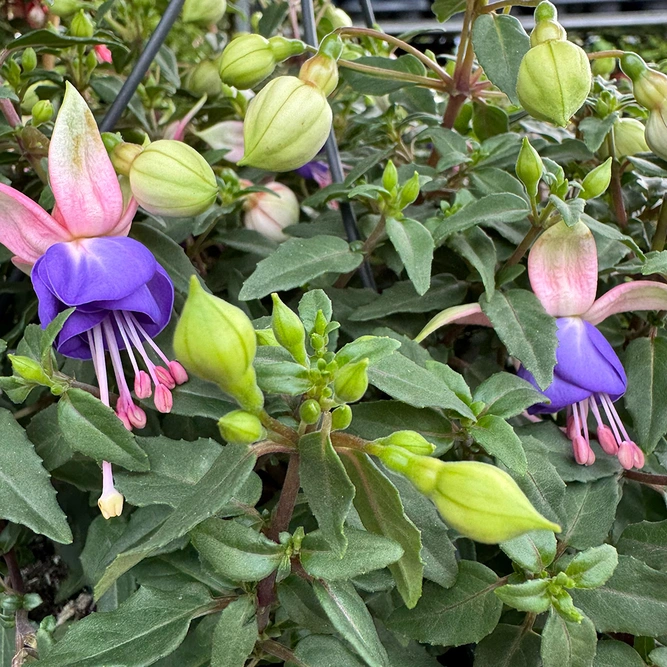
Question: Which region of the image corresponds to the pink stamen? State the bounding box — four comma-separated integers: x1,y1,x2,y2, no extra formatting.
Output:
168,361,188,385
599,393,624,446
618,441,635,470
155,365,176,389
597,425,619,455
580,399,590,446
572,435,591,465
632,444,645,469
134,370,152,399
586,446,596,465
154,384,173,413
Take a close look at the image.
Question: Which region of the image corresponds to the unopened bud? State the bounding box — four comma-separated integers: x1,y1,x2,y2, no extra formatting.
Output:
609,118,649,159
372,446,560,544
182,0,226,24
620,53,667,111
271,293,307,365
22,48,37,73
516,137,544,198
98,489,124,519
333,358,369,404
8,355,51,386
185,60,222,97
70,10,94,38
372,430,436,456
219,34,276,89
331,404,352,430
298,54,339,97
129,140,218,216
31,100,53,126
174,276,264,413
323,5,353,28
580,157,611,200
239,76,332,172
300,399,322,424
218,409,265,444
398,172,421,209
47,0,83,16
110,142,143,177
646,107,667,161
243,181,299,242
382,160,398,193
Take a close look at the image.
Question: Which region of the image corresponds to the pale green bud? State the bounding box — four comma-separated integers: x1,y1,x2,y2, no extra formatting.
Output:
580,158,612,200
129,140,218,216
382,160,398,193
70,10,94,38
239,76,332,172
620,53,667,111
31,100,53,126
47,0,83,16
646,107,667,161
398,172,421,209
182,0,226,24
8,355,51,386
298,54,339,97
271,293,307,366
608,118,649,159
592,56,616,78
530,20,566,47
185,60,222,97
373,431,435,456
268,36,307,61
219,34,276,89
300,399,322,424
174,276,264,412
110,142,143,177
324,5,353,28
373,446,560,544
331,404,352,430
333,358,369,404
218,410,266,444
22,48,37,73
516,137,543,198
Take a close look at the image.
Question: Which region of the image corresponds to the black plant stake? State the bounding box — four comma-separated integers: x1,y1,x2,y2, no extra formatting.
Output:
99,0,186,132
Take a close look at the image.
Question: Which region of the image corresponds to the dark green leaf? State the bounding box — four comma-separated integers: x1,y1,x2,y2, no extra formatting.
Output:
474,372,546,418
211,597,257,667
292,635,365,667
549,196,585,228
8,29,121,49
431,0,466,22
579,114,618,152
616,519,667,570
469,414,527,473
385,217,434,296
278,576,335,634
500,530,557,574
448,226,497,299
474,624,542,667
541,611,597,667
593,641,645,667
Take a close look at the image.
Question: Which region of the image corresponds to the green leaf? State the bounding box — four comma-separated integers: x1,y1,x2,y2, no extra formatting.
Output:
57,388,149,472
313,580,389,667
472,102,509,142
579,114,618,152
8,29,122,49
240,236,362,300
468,414,527,474
471,14,530,105
300,430,355,557
27,403,72,471
277,576,335,634
299,289,333,333
549,196,585,228
474,372,546,418
255,348,311,395
385,217,434,296
191,518,285,582
301,528,403,580
211,597,257,667
481,289,558,390
387,561,502,646
168,377,236,421
292,635,365,667
474,624,542,667
341,55,425,95
36,585,214,667
540,611,597,667
650,647,667,667
0,408,71,544
432,194,529,245
582,214,645,260
500,530,557,574
560,477,621,550
566,544,619,589
95,444,256,598
0,626,13,667
594,641,645,667
335,337,401,367
152,613,218,667
342,451,423,608
423,127,469,171
625,336,667,453
431,0,465,22
424,360,473,404
494,579,551,613
448,226,497,299
572,555,667,636
367,352,474,418
641,250,667,277
616,519,667,570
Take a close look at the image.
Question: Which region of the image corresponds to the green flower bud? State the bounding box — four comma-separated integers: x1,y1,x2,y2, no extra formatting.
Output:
218,409,266,444
239,76,332,172
182,0,226,24
516,137,544,198
22,48,37,73
70,10,94,38
47,0,83,16
129,140,218,216
31,100,53,126
268,36,307,61
372,431,435,456
333,358,369,404
8,355,51,386
373,446,560,544
185,60,222,97
608,118,649,159
517,7,591,127
620,53,667,111
174,276,264,412
1,595,21,614
324,5,353,28
398,172,421,209
271,293,307,366
647,107,667,161
110,142,143,177
21,594,42,612
300,399,322,424
580,157,612,200
592,56,616,78
382,160,398,193
219,34,277,89
331,404,352,430
299,54,339,97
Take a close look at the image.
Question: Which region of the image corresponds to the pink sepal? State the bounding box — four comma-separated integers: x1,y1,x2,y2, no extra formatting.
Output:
583,281,667,325
415,303,492,342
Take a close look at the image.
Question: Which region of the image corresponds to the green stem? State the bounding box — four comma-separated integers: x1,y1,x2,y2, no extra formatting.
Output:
651,197,667,252
587,49,626,60
337,59,447,91
480,0,539,12
501,224,541,271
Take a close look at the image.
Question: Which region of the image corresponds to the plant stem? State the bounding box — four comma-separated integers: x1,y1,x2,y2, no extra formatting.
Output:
651,197,667,251
480,0,539,12
501,224,541,270
260,640,309,667
337,59,448,90
4,548,31,667
606,134,628,229
587,49,626,60
623,470,667,486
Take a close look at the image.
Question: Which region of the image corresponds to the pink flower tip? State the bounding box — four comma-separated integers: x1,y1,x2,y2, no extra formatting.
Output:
168,360,188,385
154,384,173,413
127,404,147,430
596,425,619,455
572,435,593,466
94,44,113,64
134,370,152,399
155,365,176,390
618,441,635,470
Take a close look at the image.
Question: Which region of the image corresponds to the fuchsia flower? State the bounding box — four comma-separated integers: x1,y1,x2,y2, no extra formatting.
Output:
418,219,667,469
94,45,113,64
0,83,187,517
295,160,332,189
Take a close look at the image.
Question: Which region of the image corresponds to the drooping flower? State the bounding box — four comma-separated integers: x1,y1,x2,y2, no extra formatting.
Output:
195,119,245,163
242,181,299,242
94,44,113,64
0,83,187,516
295,160,332,189
417,218,667,469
